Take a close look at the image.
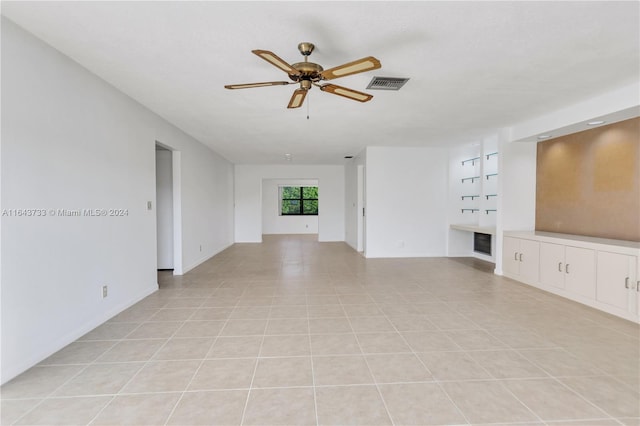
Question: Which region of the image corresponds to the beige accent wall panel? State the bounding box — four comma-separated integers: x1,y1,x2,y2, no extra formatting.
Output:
536,117,640,242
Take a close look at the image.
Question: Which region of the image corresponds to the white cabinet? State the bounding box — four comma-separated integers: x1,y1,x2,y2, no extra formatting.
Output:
540,242,596,299
539,242,565,289
503,236,520,276
503,231,639,323
503,236,539,284
565,247,597,299
596,251,637,314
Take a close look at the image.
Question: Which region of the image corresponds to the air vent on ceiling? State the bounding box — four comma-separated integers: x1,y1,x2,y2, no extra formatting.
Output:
366,76,410,91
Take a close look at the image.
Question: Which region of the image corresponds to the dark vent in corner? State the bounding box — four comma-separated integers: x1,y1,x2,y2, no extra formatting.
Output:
366,76,410,91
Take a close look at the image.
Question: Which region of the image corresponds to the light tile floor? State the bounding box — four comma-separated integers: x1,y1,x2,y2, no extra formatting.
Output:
2,235,639,425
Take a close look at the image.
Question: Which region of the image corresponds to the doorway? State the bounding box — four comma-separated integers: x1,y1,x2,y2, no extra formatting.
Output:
156,144,174,271
357,165,366,253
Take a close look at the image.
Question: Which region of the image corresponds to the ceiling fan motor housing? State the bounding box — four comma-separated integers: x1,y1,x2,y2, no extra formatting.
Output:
290,42,323,89
289,62,324,87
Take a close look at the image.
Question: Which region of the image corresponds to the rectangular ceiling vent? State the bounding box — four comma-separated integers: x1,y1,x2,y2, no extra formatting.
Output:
366,76,410,91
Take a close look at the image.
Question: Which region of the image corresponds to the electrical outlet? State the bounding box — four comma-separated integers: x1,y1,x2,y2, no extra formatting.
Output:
102,285,108,298
147,201,152,210
199,245,202,252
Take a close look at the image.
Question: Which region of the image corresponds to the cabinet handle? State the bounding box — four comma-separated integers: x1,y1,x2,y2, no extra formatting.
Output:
625,277,630,289
558,262,562,272
514,252,518,261
565,263,569,274
637,281,639,292
519,253,523,262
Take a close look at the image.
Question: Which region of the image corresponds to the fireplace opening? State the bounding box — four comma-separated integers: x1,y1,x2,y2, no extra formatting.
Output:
474,232,492,256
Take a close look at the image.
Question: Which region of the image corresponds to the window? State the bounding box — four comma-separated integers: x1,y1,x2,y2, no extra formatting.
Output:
280,186,318,215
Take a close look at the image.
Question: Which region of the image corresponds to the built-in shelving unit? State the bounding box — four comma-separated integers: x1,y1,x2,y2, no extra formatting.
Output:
448,136,499,261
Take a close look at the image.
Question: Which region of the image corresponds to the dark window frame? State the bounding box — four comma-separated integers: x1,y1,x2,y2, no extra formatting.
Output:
280,186,318,216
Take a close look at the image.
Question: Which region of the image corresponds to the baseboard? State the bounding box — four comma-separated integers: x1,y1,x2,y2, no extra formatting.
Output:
1,283,158,385
364,251,446,259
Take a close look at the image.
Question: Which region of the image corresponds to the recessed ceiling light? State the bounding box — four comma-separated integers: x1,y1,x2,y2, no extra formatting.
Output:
587,120,606,126
537,135,551,140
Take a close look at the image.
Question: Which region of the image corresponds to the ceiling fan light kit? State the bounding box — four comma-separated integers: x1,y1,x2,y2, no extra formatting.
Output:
225,42,381,109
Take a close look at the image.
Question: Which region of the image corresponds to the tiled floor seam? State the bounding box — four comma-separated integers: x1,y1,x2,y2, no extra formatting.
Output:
375,294,478,425
306,301,321,426
82,308,198,425
9,338,123,425
507,349,623,423
550,376,626,423
237,329,267,426
340,299,417,426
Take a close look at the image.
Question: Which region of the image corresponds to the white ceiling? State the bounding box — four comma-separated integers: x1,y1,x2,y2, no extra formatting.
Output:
3,1,639,164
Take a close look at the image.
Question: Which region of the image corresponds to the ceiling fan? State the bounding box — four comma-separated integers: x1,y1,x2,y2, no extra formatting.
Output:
224,42,381,109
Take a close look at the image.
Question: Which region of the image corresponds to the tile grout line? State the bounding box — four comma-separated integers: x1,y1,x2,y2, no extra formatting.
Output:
36,306,169,425
510,348,622,423
339,299,397,426
450,296,624,424
9,330,130,425
161,282,241,425
84,300,206,425
306,303,320,426
375,288,473,426
237,309,268,426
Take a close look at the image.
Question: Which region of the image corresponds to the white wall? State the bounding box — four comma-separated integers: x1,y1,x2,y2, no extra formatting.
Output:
262,179,318,234
0,18,234,384
495,130,538,275
156,149,174,269
173,133,234,273
344,152,365,251
365,147,448,258
235,165,344,242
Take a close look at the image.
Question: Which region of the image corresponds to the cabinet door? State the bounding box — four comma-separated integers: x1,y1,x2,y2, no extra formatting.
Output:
503,237,520,276
519,239,540,284
565,246,596,299
596,251,634,311
540,242,565,289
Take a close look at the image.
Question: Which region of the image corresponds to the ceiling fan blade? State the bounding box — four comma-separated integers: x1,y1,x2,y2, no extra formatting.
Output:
320,56,381,80
252,50,301,76
287,89,308,109
224,81,292,89
319,84,373,103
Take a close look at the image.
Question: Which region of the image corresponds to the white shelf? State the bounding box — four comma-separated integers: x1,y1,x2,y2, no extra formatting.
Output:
450,224,496,235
